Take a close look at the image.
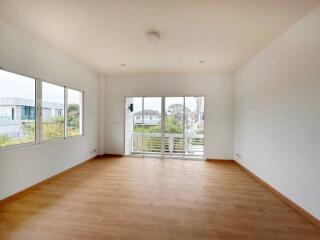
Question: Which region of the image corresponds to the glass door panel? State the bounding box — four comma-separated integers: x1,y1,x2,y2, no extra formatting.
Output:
142,97,162,157
164,97,184,158
126,96,205,159
184,97,205,159
41,82,65,141
131,97,143,156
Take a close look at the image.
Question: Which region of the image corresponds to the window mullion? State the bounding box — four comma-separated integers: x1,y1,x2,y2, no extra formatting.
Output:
81,91,84,136
64,87,68,138
35,79,42,144
182,96,186,159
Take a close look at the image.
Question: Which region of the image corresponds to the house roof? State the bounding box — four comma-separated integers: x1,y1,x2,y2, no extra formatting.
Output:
0,97,63,109
134,110,160,116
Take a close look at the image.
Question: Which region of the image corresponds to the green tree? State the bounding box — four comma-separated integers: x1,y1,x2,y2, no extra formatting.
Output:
67,104,80,136
68,104,80,128
168,104,184,120
133,118,182,134
167,104,190,121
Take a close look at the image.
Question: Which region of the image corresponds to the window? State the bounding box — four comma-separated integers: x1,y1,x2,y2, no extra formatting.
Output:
41,82,65,140
21,106,35,120
11,108,15,120
0,68,85,149
0,69,36,147
67,88,83,137
126,96,204,159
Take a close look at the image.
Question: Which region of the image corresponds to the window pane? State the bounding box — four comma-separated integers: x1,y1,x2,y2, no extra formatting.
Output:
184,97,205,158
0,70,35,147
41,82,64,140
164,97,184,158
67,89,83,137
131,97,143,154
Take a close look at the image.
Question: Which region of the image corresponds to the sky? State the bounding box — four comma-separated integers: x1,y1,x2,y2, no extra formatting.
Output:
0,70,35,99
0,70,81,105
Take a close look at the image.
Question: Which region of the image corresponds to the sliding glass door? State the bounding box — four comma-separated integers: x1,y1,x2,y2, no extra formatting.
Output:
143,97,162,156
130,97,143,156
125,96,204,159
184,97,205,158
164,97,184,158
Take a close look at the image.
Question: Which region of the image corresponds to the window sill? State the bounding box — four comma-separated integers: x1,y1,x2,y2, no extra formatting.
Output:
0,135,85,152
40,137,65,144
0,142,36,152
65,134,84,140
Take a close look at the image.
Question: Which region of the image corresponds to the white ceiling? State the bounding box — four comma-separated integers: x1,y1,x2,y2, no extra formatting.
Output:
0,0,319,75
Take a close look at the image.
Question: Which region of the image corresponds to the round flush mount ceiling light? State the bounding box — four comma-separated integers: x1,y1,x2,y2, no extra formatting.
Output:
147,31,160,43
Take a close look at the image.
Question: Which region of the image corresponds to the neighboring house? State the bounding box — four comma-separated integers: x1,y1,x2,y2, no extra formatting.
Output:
0,97,64,138
134,110,161,126
0,97,36,121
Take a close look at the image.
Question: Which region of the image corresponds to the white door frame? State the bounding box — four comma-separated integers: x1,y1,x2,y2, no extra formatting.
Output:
124,96,205,160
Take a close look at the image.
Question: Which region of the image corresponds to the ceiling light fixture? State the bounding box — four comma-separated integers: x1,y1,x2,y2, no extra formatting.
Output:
147,31,160,43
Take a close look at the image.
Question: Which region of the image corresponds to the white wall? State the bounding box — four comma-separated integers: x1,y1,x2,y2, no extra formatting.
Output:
102,73,234,159
235,6,320,219
124,98,134,156
0,19,99,200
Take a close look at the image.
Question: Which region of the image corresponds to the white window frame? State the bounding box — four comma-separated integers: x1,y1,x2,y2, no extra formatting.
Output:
0,67,85,151
124,96,206,160
40,80,66,143
66,87,84,138
0,68,37,150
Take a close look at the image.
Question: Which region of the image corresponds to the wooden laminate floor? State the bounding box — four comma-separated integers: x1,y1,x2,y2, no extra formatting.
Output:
0,157,319,240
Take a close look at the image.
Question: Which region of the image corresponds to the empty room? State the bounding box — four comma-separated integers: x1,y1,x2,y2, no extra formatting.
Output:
0,1,319,239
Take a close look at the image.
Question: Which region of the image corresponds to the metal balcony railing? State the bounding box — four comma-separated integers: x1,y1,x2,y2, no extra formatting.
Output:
132,132,204,157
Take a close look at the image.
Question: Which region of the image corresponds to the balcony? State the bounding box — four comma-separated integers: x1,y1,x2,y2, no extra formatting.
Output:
132,132,204,158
